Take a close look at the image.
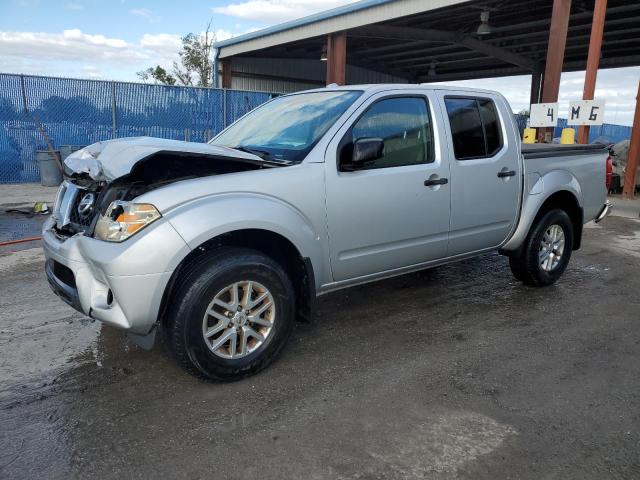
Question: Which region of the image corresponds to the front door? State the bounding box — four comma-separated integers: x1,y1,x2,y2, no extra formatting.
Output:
325,93,451,282
439,93,522,256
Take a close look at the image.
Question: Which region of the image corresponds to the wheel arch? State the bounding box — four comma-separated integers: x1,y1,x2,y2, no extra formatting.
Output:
501,186,583,256
535,190,583,250
158,228,316,330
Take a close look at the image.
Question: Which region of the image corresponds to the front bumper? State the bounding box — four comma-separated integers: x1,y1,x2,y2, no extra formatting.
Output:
42,217,190,335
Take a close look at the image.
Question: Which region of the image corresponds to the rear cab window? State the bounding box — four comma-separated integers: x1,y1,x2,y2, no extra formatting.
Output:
444,96,503,160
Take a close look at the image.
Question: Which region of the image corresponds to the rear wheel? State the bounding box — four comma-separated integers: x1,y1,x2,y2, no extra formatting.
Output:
167,247,295,381
508,209,573,287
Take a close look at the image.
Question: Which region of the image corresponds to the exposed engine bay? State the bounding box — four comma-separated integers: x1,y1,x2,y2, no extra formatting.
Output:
54,151,273,238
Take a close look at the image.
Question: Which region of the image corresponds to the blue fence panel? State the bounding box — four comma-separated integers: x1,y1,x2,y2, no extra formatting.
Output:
586,123,632,144
223,89,275,128
0,73,635,183
553,118,631,144
0,73,277,184
515,114,631,144
23,76,114,183
0,74,36,182
114,82,225,142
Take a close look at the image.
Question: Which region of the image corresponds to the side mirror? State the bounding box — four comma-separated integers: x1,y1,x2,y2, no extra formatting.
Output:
352,137,384,168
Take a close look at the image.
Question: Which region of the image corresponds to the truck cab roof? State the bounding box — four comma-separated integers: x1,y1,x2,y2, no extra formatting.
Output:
304,83,503,97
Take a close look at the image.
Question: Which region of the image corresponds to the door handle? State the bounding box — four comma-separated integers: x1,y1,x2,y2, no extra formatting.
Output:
497,170,516,178
424,177,448,187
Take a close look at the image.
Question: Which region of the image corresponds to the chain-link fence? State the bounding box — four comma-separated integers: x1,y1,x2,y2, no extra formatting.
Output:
0,73,277,183
553,117,631,143
1,73,633,184
513,113,631,143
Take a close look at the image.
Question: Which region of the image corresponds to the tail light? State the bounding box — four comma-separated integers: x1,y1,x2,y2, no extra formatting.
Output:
605,155,613,191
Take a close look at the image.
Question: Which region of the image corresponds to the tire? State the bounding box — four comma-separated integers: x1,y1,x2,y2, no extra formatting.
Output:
508,209,574,287
167,247,295,382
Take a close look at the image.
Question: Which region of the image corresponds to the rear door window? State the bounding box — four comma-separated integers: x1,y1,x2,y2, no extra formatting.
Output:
479,99,502,155
445,97,503,160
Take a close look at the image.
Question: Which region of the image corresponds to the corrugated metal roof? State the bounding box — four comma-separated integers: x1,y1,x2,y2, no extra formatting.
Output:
214,0,640,84
214,0,470,58
213,0,396,49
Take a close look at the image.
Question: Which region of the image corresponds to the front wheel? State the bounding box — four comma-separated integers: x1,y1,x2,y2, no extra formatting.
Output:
167,247,295,381
509,209,574,287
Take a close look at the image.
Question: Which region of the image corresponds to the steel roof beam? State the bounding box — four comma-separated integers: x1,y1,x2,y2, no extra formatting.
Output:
382,28,640,68
412,52,640,82
363,16,640,64
419,66,526,82
357,25,538,70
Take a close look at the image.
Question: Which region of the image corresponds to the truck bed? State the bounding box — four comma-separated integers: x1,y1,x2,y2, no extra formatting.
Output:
522,143,608,160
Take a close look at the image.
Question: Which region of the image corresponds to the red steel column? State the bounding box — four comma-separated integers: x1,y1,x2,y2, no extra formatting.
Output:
538,0,572,142
221,58,232,89
326,31,347,86
578,0,607,144
622,81,640,199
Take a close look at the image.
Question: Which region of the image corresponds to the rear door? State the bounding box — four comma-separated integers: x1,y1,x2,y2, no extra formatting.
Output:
438,92,522,256
325,91,451,282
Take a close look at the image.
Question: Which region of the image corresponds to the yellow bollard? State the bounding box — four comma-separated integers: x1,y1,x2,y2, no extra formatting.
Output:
560,128,575,144
523,127,536,144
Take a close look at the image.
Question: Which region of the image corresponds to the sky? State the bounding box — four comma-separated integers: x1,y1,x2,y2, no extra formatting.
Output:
1,0,638,125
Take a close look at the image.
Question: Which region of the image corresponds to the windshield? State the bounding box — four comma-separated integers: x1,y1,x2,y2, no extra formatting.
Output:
210,90,362,163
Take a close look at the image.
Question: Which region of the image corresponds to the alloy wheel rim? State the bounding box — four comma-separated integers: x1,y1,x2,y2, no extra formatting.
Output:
539,224,565,272
202,281,276,359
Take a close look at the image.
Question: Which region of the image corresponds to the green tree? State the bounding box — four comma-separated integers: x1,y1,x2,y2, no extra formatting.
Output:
137,65,177,86
137,21,215,87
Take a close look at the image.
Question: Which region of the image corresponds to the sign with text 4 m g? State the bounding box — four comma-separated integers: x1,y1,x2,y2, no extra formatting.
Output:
529,102,559,127
567,100,606,126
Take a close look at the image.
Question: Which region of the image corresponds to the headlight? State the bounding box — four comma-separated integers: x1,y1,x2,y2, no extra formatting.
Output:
94,201,161,242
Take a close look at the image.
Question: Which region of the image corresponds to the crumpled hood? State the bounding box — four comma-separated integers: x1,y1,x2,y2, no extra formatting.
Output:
64,136,262,182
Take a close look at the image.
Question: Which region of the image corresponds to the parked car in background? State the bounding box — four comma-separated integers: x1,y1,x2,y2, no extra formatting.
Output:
610,139,639,193
43,85,611,381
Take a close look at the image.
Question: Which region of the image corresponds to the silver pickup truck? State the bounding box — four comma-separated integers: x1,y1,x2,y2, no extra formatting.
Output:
43,84,611,381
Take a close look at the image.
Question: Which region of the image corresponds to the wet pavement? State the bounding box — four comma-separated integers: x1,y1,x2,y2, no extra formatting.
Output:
1,216,639,479
0,212,47,245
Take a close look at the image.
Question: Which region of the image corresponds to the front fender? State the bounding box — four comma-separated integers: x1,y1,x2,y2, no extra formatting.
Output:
163,192,327,286
501,169,582,252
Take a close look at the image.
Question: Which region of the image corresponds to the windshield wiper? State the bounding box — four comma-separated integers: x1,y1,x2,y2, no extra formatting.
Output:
231,145,293,166
233,145,270,159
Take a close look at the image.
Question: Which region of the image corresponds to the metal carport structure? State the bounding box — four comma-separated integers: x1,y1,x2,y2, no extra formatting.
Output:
213,0,640,196
213,0,640,98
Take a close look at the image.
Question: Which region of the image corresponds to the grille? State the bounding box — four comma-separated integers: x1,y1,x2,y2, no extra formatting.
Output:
68,190,96,230
53,181,98,234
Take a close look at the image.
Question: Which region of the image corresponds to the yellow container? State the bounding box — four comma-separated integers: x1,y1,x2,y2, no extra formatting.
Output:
560,128,575,144
523,127,536,144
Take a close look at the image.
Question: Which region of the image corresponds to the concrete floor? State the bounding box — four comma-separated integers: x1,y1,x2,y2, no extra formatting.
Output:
609,194,640,220
0,184,58,209
1,213,639,479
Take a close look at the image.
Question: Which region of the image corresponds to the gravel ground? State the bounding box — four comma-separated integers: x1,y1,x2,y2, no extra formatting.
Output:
1,215,639,480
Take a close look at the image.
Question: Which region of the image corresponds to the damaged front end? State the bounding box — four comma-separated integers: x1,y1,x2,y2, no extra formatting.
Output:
45,138,283,346
52,138,274,240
